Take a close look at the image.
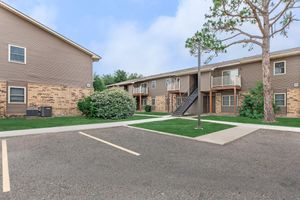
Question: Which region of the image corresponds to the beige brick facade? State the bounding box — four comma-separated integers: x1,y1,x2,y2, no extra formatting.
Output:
0,81,7,117
215,93,222,114
27,83,93,116
287,88,300,117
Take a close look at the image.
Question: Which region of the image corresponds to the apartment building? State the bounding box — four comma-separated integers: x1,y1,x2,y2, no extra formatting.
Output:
110,48,300,117
0,2,100,117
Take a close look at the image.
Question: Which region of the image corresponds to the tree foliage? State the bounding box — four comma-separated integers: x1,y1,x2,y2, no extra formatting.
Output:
93,74,106,92
239,82,278,119
95,70,143,89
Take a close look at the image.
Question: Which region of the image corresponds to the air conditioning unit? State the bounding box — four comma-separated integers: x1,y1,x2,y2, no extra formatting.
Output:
26,108,40,117
40,106,52,117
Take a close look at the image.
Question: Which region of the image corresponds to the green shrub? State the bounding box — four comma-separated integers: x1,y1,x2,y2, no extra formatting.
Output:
77,96,93,116
144,105,152,112
239,82,278,119
78,88,136,119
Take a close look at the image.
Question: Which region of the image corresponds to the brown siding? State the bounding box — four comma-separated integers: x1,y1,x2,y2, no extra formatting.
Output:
0,8,93,88
201,72,211,91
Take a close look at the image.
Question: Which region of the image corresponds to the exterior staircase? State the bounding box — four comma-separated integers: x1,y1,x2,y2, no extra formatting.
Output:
172,88,198,116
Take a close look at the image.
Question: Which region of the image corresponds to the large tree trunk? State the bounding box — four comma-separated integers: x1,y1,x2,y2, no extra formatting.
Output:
262,2,275,122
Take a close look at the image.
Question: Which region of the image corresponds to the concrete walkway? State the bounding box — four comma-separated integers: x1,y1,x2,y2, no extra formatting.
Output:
0,116,173,138
183,117,300,133
134,114,171,118
195,126,260,145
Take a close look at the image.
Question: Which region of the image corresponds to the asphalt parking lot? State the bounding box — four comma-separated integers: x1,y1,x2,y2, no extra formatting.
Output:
0,127,299,200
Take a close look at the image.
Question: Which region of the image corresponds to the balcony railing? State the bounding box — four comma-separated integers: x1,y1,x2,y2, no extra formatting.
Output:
211,75,241,88
133,86,148,95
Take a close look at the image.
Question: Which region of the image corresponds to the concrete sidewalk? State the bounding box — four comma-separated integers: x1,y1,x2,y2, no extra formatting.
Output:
183,117,300,133
0,116,173,138
195,126,260,145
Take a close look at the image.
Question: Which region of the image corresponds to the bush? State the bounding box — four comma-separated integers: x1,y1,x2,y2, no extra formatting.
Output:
239,82,278,119
144,105,152,112
77,96,93,116
78,88,136,119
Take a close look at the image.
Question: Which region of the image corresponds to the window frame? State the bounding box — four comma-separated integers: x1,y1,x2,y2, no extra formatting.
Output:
8,86,27,104
151,97,156,106
222,95,237,107
274,93,286,107
273,60,286,76
8,44,27,64
151,80,157,89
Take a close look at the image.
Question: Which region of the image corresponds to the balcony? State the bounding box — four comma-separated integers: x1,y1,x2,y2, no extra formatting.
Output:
167,78,181,93
211,75,241,90
133,86,148,96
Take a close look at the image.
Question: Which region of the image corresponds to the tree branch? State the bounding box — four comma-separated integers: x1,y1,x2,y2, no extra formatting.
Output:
225,38,263,48
270,0,294,25
270,16,294,36
269,0,284,14
244,0,265,33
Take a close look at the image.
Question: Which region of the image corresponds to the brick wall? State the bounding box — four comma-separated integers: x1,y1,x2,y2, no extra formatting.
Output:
287,88,300,117
27,83,92,116
0,81,7,117
215,93,222,114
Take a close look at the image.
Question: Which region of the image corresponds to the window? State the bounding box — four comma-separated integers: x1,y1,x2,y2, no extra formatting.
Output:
165,78,171,87
274,61,286,75
151,97,156,106
142,97,147,106
8,45,26,64
222,95,238,107
8,86,26,104
274,93,286,107
222,69,239,86
151,80,157,89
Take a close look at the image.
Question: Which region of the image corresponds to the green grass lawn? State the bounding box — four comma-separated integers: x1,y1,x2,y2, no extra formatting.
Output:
0,115,155,132
135,112,170,116
131,118,234,138
202,115,300,127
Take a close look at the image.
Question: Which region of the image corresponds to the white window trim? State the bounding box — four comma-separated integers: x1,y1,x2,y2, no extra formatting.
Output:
8,86,27,104
222,95,238,107
273,60,286,76
151,80,157,89
8,44,27,64
274,93,286,107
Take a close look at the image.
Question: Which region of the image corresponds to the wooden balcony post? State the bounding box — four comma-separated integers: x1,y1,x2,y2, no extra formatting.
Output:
234,87,237,114
139,93,142,112
209,90,213,113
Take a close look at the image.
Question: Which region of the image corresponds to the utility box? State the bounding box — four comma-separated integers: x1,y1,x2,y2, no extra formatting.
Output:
40,106,52,117
26,108,40,117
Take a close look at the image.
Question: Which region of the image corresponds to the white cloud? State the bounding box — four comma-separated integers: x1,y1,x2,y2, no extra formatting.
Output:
95,0,211,75
95,0,300,76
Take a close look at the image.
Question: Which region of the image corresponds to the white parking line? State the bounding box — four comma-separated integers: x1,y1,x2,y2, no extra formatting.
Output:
2,140,10,192
78,132,140,156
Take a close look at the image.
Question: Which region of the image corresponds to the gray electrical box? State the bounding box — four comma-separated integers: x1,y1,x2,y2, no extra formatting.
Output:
40,106,52,117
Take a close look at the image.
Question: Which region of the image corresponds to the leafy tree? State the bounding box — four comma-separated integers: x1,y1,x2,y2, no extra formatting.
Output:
128,73,143,80
114,70,128,83
186,0,299,122
102,74,115,86
93,74,106,92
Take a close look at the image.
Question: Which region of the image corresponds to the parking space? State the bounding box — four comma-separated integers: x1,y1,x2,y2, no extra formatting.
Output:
0,127,299,199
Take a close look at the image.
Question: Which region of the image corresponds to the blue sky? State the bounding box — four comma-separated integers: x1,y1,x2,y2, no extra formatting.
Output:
4,0,300,76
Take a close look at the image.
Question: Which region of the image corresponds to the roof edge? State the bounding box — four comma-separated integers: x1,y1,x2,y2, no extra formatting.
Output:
110,47,300,86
